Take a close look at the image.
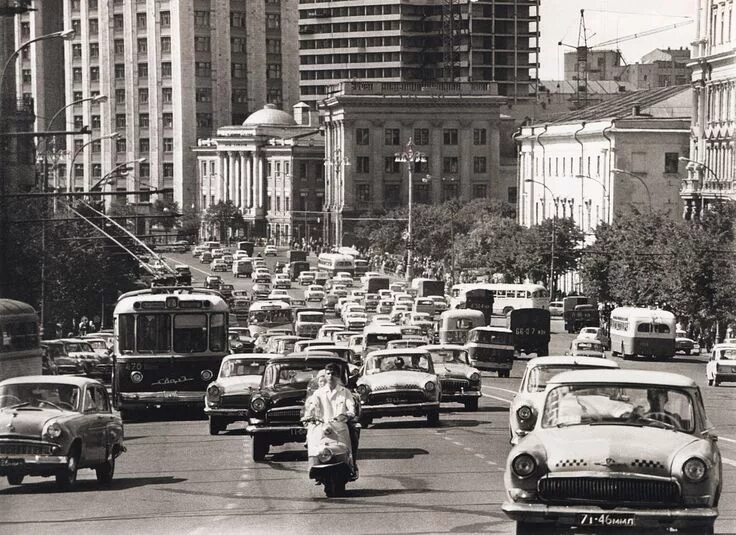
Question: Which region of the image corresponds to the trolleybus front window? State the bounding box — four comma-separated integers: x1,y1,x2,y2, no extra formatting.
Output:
118,315,135,353
210,313,226,352
136,314,171,352
174,314,208,353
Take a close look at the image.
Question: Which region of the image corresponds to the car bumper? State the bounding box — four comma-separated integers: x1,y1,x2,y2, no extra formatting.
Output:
440,390,481,401
0,454,69,476
471,360,513,371
362,401,440,418
118,390,204,407
204,407,250,418
501,502,717,530
245,424,307,440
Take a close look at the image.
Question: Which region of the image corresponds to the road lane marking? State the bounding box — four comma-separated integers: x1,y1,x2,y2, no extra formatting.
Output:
481,393,513,405
486,460,497,465
464,447,473,451
475,453,486,459
482,385,519,395
722,457,736,468
718,436,736,444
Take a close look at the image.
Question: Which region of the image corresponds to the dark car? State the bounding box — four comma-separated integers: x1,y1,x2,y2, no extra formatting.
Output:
245,353,352,461
289,261,311,282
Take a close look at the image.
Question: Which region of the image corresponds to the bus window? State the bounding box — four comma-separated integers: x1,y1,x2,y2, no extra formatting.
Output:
174,314,208,353
654,324,670,334
637,323,651,333
210,313,226,352
496,290,506,298
136,314,171,352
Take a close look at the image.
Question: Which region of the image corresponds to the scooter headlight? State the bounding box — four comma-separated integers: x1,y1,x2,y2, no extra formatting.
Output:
318,448,333,463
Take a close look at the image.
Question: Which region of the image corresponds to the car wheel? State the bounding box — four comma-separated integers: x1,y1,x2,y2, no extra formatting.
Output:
119,409,137,422
95,451,115,486
7,474,24,485
252,435,269,462
55,447,80,490
427,411,440,427
209,417,226,435
464,398,479,412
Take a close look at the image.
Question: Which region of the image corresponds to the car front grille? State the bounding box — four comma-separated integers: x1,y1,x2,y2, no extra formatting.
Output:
220,394,251,409
369,391,427,405
266,407,302,423
441,378,470,392
538,477,680,507
0,442,54,455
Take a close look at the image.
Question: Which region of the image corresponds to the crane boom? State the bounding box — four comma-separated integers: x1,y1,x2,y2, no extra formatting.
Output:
592,19,693,49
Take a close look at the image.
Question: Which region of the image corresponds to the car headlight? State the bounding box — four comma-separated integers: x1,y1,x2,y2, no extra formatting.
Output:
356,384,370,397
517,405,533,421
251,396,267,413
682,457,707,483
43,421,62,440
207,384,222,404
512,453,537,478
424,381,436,392
318,447,333,463
469,372,480,382
200,369,213,381
130,371,144,383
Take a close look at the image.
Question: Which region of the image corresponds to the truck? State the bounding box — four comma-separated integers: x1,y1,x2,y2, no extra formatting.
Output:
366,276,390,294
412,278,445,298
507,308,550,356
563,295,592,333
288,250,307,264
464,288,494,326
237,241,255,257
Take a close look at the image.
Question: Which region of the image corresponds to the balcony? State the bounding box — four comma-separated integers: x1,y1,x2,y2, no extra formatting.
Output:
328,80,498,97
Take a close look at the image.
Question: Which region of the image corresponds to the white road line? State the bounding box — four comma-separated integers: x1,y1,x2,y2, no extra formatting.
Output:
482,392,513,405
718,436,736,444
723,457,736,468
482,385,518,395
451,441,463,446
463,447,473,452
475,453,486,459
486,460,497,465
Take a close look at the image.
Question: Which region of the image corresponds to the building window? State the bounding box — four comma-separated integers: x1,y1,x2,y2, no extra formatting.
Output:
92,164,102,178
196,88,212,102
20,21,30,39
232,63,247,78
631,151,647,174
267,88,282,107
140,163,150,178
114,39,125,55
73,139,84,152
443,157,458,173
357,184,371,203
443,129,458,145
195,36,211,52
115,88,125,104
162,88,173,103
197,113,213,128
113,15,124,31
71,19,81,35
163,138,173,152
72,67,83,83
195,62,211,77
413,128,429,145
384,157,400,174
232,37,247,53
72,44,82,58
194,10,210,27
413,160,428,174
508,186,518,204
266,13,280,29
356,156,370,174
160,11,171,27
232,89,248,103
138,63,148,79
89,43,99,59
139,113,149,128
163,113,173,128
472,184,488,199
116,138,127,153
473,156,487,173
442,182,459,201
163,163,174,178
414,183,430,204
161,36,171,53
91,115,101,128
266,39,281,54
89,19,98,35
73,91,83,101
114,64,125,79
473,128,487,145
91,140,101,153
384,128,400,145
356,128,370,145
139,88,148,104
139,138,149,152
115,114,126,128
664,152,679,173
230,11,246,27
73,115,83,129
267,64,282,79
161,62,172,78
137,38,147,54
384,184,400,207
136,12,147,29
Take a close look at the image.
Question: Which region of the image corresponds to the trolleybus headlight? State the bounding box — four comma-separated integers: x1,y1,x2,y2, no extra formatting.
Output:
200,369,213,381
356,384,370,398
511,453,537,478
251,396,267,413
683,457,707,483
130,371,144,384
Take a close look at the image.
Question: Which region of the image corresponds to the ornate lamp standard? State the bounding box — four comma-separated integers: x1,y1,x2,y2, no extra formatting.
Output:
679,156,722,216
324,149,349,247
394,138,427,281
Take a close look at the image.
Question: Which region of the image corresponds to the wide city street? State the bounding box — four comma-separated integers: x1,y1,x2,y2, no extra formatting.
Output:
0,249,734,535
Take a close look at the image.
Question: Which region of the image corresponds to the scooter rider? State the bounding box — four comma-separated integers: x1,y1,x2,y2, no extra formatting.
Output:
306,363,359,478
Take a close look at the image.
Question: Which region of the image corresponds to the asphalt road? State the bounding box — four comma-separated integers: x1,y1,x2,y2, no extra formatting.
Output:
2,249,734,535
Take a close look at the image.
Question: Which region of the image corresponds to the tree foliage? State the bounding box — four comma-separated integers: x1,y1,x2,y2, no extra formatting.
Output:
203,201,244,241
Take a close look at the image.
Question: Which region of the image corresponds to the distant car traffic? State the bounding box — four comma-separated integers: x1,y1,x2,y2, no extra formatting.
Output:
264,245,278,257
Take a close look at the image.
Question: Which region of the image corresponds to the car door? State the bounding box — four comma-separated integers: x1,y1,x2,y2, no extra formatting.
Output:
95,386,121,457
706,351,715,380
81,386,106,465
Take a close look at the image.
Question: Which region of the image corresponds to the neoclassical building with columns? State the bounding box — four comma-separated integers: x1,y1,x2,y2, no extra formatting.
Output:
194,103,324,243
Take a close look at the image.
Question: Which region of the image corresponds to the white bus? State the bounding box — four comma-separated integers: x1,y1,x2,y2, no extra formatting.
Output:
247,300,294,338
317,253,355,276
0,299,41,380
449,283,549,315
609,307,676,360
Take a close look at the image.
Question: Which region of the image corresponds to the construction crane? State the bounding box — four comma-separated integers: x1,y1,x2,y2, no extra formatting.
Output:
558,9,693,109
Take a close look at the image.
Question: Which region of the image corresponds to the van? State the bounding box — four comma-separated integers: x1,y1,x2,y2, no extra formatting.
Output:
232,258,253,278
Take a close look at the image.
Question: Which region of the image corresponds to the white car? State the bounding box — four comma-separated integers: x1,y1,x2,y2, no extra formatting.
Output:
254,267,270,277
371,314,393,325
267,289,291,304
333,273,354,287
273,273,291,289
298,270,316,286
549,300,564,317
305,286,325,303
345,312,368,331
706,343,736,386
331,284,348,298
252,283,271,299
264,245,278,256
210,258,228,272
351,289,366,301
577,326,610,349
317,324,345,341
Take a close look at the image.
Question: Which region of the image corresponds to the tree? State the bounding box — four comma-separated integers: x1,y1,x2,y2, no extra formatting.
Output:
178,205,201,241
203,201,242,242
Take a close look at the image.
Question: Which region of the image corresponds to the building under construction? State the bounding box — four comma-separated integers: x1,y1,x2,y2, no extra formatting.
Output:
298,0,540,106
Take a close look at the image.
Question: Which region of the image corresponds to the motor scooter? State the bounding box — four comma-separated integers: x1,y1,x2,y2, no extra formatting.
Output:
303,414,356,497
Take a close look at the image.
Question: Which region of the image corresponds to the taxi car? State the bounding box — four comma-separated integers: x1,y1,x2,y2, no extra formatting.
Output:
210,258,228,272
298,270,316,286
245,353,351,461
252,282,271,299
569,338,606,358
420,344,481,411
706,342,736,386
577,326,610,350
503,369,721,535
0,376,124,489
205,354,271,435
305,285,326,303
356,349,440,428
509,356,619,445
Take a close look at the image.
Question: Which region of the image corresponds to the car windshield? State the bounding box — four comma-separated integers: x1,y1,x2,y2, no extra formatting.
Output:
365,354,431,375
541,384,695,433
718,348,736,360
0,383,81,411
428,349,469,365
64,342,93,352
87,340,107,349
299,313,324,323
525,365,605,393
264,363,342,387
220,359,266,378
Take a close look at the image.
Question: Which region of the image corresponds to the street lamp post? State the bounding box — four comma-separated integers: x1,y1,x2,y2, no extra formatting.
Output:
525,179,559,299
395,138,427,281
575,174,610,224
324,149,349,247
612,168,653,212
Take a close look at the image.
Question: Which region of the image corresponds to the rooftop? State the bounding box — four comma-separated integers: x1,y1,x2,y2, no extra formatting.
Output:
243,104,297,127
326,81,499,97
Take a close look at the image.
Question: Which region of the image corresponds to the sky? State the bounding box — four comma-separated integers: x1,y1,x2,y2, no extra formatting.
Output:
538,0,695,80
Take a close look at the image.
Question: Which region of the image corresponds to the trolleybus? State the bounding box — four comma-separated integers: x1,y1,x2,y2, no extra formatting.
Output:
0,299,41,380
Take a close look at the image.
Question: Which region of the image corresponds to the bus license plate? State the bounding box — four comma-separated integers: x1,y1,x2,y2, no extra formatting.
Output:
0,458,25,467
576,513,636,528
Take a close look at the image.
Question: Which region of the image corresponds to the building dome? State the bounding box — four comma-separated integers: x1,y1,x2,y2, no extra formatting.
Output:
242,103,296,126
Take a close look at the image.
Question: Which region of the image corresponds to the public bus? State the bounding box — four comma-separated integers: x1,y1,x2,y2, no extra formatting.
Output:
450,283,549,316
609,307,676,360
0,299,41,380
246,300,294,338
317,253,355,276
112,287,229,420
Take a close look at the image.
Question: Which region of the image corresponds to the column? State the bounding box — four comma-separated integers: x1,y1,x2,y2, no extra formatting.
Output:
229,152,237,202
245,153,253,209
255,152,263,210
218,154,227,202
